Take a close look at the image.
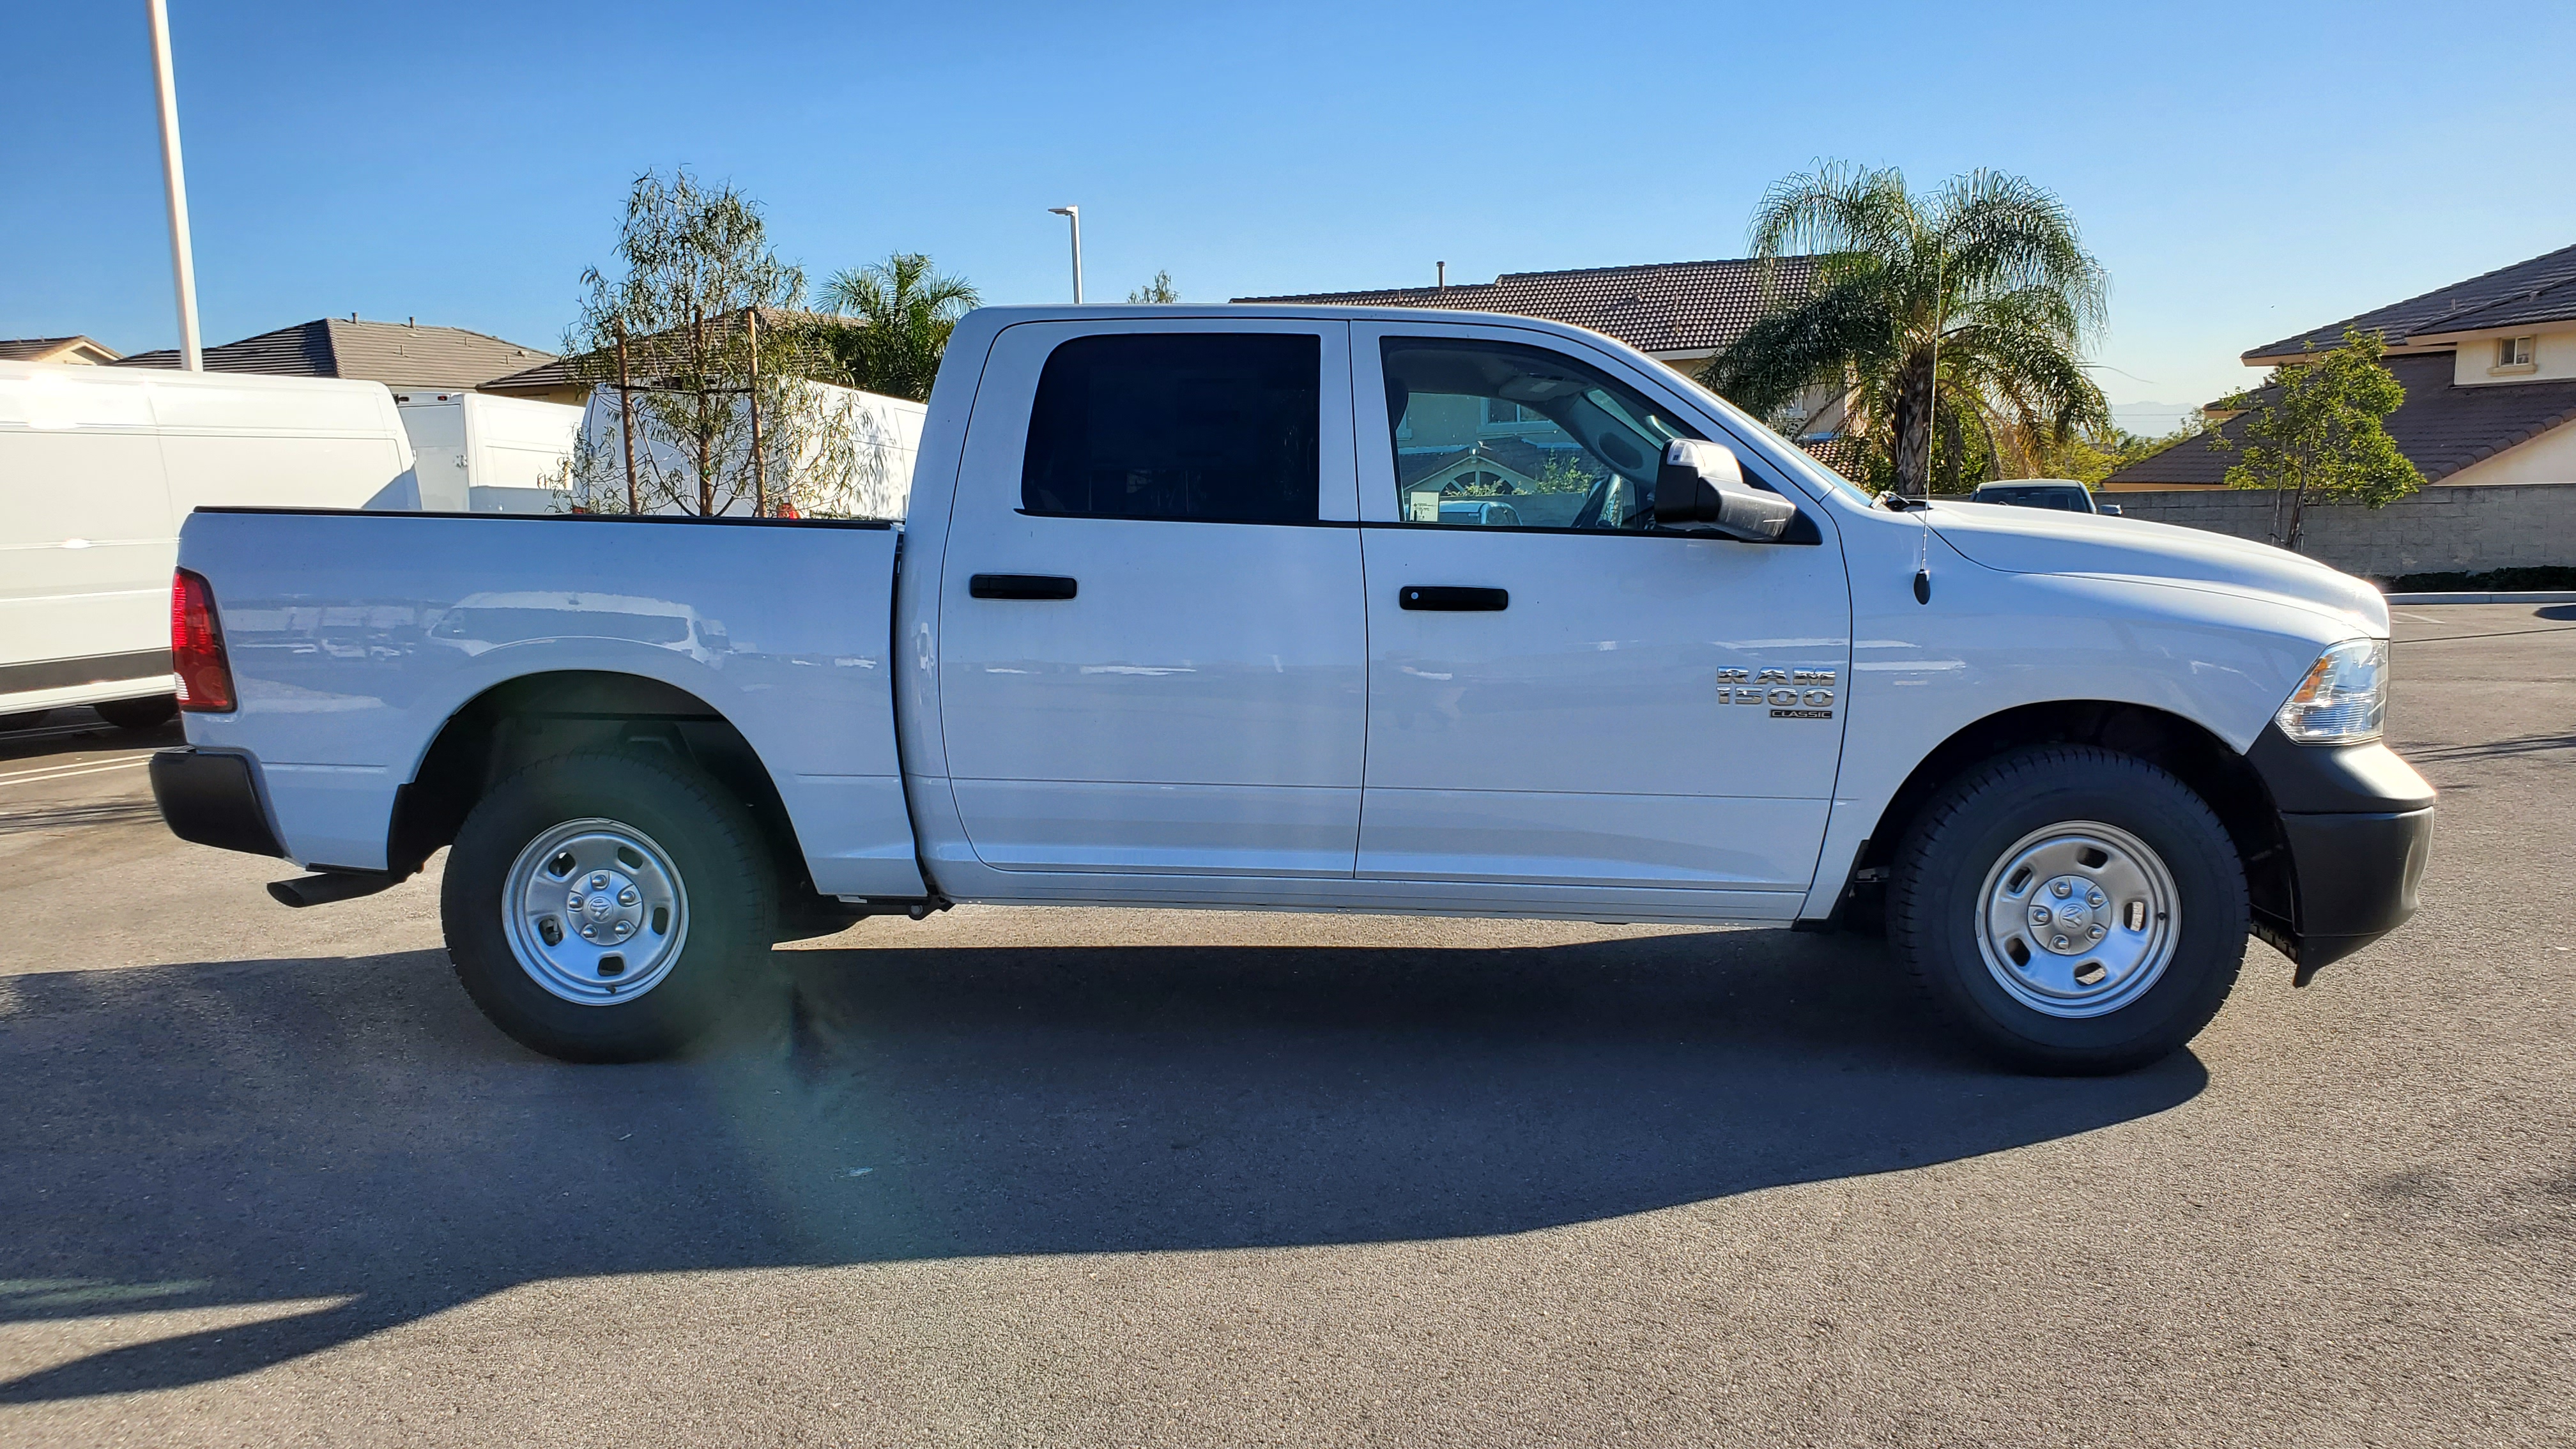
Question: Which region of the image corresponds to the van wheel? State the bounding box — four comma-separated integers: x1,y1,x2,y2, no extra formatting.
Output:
441,751,778,1062
95,694,178,730
1887,746,2246,1075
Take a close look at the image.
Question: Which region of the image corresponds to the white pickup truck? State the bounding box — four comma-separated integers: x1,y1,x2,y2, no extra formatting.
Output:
150,306,2433,1074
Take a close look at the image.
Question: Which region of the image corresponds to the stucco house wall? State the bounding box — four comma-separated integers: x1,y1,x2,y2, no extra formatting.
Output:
2448,326,2576,387
2442,424,2576,486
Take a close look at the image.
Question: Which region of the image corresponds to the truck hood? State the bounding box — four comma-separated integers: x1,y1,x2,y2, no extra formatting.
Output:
1927,501,2388,636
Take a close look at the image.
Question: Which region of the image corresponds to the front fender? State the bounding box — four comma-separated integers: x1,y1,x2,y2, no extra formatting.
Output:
1800,521,2370,917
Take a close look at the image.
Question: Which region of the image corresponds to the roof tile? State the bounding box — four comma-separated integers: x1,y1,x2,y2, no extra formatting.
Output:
1236,256,1821,356
114,318,553,390
2243,241,2576,361
2104,353,2576,486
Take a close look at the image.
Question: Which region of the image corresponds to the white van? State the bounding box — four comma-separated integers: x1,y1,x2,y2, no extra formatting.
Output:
0,360,416,729
390,390,584,514
574,378,926,519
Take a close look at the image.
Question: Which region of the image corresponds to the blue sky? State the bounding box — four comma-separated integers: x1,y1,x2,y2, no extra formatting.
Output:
7,0,2573,419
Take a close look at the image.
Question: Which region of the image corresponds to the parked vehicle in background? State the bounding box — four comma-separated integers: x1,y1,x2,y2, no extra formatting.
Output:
391,390,583,514
572,378,926,519
1437,498,1522,527
1969,479,2122,515
0,361,418,730
151,305,2432,1076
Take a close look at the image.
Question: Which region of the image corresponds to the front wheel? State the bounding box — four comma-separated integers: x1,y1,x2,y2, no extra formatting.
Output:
1887,746,2247,1075
441,751,779,1062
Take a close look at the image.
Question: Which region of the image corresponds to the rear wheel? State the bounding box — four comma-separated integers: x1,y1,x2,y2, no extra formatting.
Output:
441,751,779,1062
95,694,178,730
1887,746,2246,1075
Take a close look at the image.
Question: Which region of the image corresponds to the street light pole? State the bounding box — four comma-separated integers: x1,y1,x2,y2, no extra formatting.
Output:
146,0,203,371
1047,206,1082,303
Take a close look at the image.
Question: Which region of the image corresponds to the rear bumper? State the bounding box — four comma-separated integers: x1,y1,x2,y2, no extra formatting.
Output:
150,747,284,859
2244,726,2436,983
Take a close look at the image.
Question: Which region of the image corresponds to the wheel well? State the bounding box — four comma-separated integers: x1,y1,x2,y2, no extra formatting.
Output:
1843,701,2292,930
386,671,813,901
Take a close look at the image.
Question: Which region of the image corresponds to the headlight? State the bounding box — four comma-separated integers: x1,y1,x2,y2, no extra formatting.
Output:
2276,638,2388,744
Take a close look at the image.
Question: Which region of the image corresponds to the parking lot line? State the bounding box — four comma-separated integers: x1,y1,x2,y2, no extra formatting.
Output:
0,756,151,789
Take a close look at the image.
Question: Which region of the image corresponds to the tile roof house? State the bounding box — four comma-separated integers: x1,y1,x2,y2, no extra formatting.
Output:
2108,242,2576,489
1238,256,1821,376
1238,256,1856,465
479,307,842,407
0,335,122,365
114,318,555,392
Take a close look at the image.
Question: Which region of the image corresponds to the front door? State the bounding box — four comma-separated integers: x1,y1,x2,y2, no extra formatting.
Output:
1352,324,1850,900
936,320,1367,876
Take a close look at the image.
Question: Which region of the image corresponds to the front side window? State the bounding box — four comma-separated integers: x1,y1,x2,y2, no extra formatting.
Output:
1381,337,1699,530
1023,332,1320,524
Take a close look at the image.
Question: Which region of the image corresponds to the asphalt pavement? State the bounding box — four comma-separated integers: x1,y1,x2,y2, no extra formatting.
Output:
1,605,2570,1447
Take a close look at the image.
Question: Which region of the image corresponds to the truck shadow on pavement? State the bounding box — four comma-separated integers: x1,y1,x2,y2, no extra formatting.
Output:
0,927,2205,1401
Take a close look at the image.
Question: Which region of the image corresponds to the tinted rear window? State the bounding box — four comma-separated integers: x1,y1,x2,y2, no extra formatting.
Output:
1022,333,1320,524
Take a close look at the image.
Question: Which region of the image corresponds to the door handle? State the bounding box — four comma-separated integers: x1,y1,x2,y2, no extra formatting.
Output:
1399,585,1508,611
970,574,1078,601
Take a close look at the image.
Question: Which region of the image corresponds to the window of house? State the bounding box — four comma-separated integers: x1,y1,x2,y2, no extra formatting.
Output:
1383,337,1701,532
2497,336,2536,369
1022,332,1320,523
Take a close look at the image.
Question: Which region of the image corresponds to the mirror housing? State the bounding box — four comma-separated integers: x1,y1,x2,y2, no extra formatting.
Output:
2097,502,2123,516
1653,439,1801,542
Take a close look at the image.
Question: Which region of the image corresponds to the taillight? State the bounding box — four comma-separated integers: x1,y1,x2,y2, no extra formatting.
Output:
172,567,236,712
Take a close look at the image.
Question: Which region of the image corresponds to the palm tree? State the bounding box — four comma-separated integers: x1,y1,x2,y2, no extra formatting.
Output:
817,253,980,402
1701,165,2110,494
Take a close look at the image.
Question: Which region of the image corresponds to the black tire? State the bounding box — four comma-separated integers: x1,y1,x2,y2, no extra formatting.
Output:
441,751,779,1062
95,694,178,730
1887,746,2246,1075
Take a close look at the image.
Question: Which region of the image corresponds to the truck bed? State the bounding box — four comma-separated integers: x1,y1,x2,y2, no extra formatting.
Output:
179,508,923,898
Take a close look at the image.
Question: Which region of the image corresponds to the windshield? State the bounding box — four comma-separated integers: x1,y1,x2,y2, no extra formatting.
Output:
1660,368,1876,508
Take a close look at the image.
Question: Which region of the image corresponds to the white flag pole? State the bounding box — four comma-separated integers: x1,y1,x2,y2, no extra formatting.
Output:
147,0,203,371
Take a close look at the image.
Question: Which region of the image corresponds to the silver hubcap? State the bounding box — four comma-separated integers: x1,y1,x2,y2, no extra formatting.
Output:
502,818,688,1006
1974,820,2178,1018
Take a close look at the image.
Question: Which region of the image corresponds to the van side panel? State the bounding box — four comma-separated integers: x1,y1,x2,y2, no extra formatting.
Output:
0,362,421,712
178,510,924,898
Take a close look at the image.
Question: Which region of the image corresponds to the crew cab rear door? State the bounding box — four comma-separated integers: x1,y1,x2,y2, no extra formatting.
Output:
1350,323,1850,900
934,319,1367,876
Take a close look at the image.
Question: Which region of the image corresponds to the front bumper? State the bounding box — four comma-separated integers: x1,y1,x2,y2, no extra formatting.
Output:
150,747,284,859
2244,726,2435,983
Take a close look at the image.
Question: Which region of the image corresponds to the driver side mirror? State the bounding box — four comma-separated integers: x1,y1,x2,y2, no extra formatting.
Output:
1654,439,1801,542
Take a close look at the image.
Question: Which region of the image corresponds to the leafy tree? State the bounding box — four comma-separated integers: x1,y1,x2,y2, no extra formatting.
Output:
816,253,979,402
566,168,815,516
1533,450,1604,493
1702,163,2111,495
1128,270,1181,303
2209,328,2421,550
